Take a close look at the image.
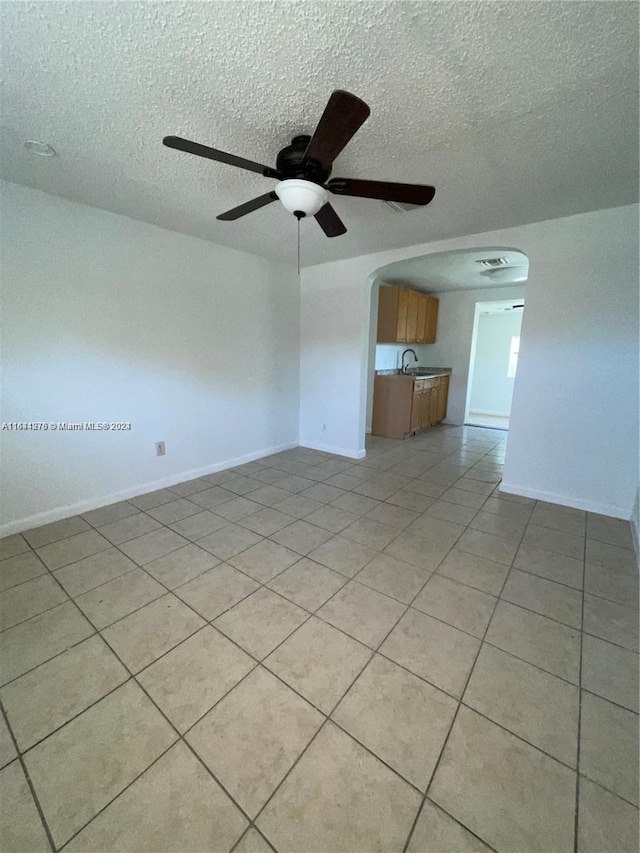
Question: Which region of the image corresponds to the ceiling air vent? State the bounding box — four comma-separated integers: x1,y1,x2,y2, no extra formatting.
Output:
476,257,509,268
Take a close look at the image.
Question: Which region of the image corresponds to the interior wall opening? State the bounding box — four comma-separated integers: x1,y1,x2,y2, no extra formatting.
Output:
464,300,526,430
363,246,529,447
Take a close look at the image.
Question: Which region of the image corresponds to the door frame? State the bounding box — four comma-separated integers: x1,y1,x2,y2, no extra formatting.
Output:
463,299,525,426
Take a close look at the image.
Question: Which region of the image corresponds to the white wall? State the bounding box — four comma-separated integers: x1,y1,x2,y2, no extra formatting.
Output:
0,181,300,534
412,285,526,426
374,344,439,371
469,310,524,416
300,205,639,518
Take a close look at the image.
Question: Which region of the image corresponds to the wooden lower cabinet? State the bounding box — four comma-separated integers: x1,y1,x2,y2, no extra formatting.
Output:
416,381,439,431
435,375,449,423
372,374,449,439
411,387,423,433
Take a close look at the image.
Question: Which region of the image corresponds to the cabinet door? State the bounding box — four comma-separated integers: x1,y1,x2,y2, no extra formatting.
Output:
416,295,427,343
377,286,399,343
405,290,419,342
424,296,439,344
429,386,439,424
437,376,449,422
435,382,444,422
411,390,422,433
420,390,431,429
396,288,410,342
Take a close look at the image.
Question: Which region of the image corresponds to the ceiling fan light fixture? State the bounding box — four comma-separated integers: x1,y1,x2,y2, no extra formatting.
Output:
275,179,328,218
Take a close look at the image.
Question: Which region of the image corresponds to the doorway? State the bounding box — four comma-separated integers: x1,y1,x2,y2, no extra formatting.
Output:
464,300,525,430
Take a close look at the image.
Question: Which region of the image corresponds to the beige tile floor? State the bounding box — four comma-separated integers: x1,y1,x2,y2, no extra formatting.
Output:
0,425,638,852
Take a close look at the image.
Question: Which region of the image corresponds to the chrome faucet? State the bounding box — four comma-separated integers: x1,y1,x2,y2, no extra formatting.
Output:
401,348,418,373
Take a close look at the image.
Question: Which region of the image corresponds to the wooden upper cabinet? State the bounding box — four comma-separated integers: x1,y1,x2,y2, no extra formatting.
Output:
416,296,427,343
396,287,410,342
378,286,403,342
424,295,439,344
377,284,439,344
405,290,419,343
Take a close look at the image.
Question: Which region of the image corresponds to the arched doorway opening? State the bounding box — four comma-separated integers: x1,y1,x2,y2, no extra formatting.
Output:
364,247,529,445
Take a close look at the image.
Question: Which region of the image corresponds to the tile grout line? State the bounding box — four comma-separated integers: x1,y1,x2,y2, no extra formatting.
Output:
573,521,589,852
11,544,290,850
402,474,531,853
246,552,427,842
222,486,489,844
8,542,595,644
10,561,635,813
29,496,427,847
34,561,261,851
229,824,278,853
0,698,57,853
4,430,634,850
1,439,501,699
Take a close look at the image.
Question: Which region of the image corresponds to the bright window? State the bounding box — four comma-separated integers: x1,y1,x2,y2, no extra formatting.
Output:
508,335,520,378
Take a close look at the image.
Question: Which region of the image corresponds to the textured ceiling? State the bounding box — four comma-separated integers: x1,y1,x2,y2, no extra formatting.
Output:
1,1,638,267
377,248,529,293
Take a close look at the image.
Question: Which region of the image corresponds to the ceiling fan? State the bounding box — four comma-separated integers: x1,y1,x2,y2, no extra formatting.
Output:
163,90,436,238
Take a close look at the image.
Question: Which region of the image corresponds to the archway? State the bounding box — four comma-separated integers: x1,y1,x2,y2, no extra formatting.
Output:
363,247,529,445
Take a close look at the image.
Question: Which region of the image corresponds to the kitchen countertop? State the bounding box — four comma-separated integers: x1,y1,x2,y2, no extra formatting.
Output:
376,367,452,378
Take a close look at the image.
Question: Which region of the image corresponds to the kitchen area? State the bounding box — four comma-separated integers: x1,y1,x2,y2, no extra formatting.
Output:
367,248,529,441
371,284,452,439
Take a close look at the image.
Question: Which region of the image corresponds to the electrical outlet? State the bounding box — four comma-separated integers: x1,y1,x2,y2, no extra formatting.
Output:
155,441,166,456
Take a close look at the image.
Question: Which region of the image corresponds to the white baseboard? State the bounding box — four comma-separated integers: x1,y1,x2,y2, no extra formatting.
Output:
499,481,631,520
631,517,639,565
1,441,299,537
300,441,366,460
630,490,639,567
467,408,511,417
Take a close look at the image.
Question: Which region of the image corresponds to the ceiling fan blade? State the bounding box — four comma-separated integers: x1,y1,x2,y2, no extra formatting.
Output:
216,191,279,221
314,203,347,238
327,178,436,206
302,91,370,171
163,136,280,178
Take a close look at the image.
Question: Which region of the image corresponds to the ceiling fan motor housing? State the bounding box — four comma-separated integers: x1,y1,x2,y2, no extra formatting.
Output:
276,135,331,184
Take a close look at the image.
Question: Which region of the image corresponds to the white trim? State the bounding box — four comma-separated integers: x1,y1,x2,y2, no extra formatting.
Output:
463,300,483,424
0,441,298,537
464,298,524,424
630,489,639,567
631,517,639,566
500,480,630,520
300,442,366,460
467,408,511,417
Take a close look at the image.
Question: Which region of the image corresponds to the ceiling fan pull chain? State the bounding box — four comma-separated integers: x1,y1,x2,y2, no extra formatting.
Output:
297,216,300,276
